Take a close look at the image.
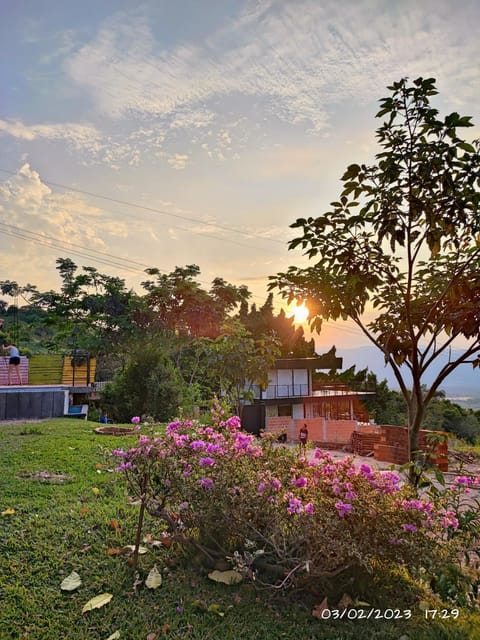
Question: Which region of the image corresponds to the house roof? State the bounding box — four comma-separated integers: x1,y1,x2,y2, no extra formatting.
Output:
274,355,342,370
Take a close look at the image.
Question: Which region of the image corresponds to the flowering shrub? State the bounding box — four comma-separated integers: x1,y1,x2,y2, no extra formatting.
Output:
113,409,480,601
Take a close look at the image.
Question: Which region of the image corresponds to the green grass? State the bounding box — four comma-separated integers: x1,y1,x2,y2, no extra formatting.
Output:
1,420,479,640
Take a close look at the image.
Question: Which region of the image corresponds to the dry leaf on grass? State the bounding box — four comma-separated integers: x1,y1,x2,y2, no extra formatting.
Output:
145,565,162,590
82,593,113,613
60,571,82,591
312,597,329,619
123,545,148,555
208,570,243,585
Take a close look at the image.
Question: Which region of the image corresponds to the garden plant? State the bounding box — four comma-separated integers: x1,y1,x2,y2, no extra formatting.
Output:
115,403,480,612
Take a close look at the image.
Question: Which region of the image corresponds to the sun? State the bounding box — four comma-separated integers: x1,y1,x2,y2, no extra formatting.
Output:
291,303,309,324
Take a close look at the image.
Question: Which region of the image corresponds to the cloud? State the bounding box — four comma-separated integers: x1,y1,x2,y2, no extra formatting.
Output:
0,164,130,257
167,154,189,170
0,118,102,154
61,0,479,136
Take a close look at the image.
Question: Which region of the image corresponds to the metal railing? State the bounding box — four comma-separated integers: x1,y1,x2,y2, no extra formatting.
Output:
265,384,309,398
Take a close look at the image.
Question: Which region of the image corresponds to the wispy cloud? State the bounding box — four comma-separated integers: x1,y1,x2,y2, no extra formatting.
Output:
0,119,102,153
62,0,479,133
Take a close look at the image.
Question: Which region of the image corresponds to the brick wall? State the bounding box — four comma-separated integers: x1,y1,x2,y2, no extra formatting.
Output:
374,425,448,471
0,356,29,385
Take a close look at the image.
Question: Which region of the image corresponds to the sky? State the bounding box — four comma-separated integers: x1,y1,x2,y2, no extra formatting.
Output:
1,0,479,351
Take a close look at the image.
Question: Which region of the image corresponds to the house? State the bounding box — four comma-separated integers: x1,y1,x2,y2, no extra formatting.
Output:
243,352,374,444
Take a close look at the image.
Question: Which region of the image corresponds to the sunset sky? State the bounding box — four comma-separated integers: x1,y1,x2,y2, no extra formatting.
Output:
1,0,479,350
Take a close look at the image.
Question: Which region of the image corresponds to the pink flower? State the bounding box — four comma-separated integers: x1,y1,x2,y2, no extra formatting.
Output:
401,523,418,532
199,457,215,467
292,476,307,488
454,476,473,486
441,511,459,529
335,501,353,517
304,502,314,515
287,497,304,515
257,482,267,495
190,440,207,451
271,478,282,491
226,416,241,430
198,477,214,489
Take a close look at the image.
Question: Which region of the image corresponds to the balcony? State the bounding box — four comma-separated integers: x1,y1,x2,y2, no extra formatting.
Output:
264,383,309,399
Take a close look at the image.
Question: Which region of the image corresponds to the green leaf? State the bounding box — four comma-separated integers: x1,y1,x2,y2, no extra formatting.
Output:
82,593,113,613
60,571,82,592
458,142,475,153
207,603,225,617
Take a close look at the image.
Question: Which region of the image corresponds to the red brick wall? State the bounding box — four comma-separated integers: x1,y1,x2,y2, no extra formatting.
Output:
374,425,448,470
0,356,29,385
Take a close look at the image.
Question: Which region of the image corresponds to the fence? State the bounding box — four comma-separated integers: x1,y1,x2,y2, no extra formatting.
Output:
0,355,97,387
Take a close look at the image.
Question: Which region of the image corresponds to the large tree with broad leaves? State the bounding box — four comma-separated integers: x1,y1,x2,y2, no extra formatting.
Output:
271,78,480,473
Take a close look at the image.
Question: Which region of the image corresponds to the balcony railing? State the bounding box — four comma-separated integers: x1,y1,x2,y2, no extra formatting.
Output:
264,384,309,398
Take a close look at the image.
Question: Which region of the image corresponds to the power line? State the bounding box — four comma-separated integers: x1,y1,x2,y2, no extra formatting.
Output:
0,219,364,338
0,167,287,246
0,171,364,338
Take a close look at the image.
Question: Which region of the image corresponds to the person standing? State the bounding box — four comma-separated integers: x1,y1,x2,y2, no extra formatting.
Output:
4,343,22,385
299,423,309,455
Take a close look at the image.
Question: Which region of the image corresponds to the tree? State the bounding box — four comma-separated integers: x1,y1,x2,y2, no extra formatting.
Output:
239,293,316,357
209,319,280,415
29,258,138,354
101,337,183,422
140,265,250,338
271,78,480,474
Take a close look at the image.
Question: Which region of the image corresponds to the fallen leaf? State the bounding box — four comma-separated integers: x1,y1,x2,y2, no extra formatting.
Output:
143,533,170,548
109,519,121,532
105,632,120,640
207,603,225,617
146,565,162,590
107,547,122,556
161,624,170,634
92,487,100,495
60,571,82,591
208,570,243,585
82,593,113,613
1,508,15,516
146,634,158,640
312,597,329,619
337,593,354,610
80,507,90,515
95,463,104,470
123,545,148,555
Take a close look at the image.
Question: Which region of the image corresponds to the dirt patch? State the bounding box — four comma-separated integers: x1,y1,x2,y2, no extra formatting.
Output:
18,471,70,484
94,426,136,436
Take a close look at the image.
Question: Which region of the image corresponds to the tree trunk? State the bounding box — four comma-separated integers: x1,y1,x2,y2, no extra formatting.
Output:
407,391,425,485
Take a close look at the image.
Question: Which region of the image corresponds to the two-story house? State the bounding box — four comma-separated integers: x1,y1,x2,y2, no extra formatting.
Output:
243,353,375,446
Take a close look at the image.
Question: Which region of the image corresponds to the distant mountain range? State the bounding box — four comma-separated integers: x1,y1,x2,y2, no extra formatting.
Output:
336,345,480,410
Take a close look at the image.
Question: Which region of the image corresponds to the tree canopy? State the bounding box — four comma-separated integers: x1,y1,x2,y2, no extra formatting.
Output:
271,77,480,465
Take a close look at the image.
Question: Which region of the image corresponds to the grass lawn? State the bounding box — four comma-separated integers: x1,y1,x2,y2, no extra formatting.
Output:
1,419,479,640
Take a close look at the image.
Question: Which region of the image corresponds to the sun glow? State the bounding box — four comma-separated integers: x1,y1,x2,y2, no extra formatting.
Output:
290,303,309,324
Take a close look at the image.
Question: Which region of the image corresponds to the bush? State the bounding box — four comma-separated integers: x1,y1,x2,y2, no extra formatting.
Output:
102,343,183,422
113,406,480,605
